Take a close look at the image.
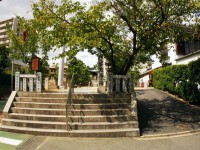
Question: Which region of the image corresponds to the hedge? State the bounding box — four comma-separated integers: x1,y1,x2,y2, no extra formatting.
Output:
153,58,200,105
0,73,12,99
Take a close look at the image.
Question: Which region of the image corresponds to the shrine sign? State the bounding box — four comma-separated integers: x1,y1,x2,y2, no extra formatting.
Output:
31,56,40,71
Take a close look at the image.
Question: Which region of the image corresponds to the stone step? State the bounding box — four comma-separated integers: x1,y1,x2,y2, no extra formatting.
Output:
15,97,66,103
11,107,129,116
0,125,139,137
1,118,67,129
15,97,130,104
13,102,130,109
7,113,66,122
17,92,67,98
69,115,131,122
11,107,66,115
2,118,137,130
68,128,140,137
7,113,135,122
0,125,68,136
70,103,130,109
13,102,66,109
68,109,129,116
17,92,131,101
68,121,138,130
70,98,130,104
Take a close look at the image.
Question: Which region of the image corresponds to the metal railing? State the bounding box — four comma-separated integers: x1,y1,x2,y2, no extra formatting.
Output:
66,73,74,131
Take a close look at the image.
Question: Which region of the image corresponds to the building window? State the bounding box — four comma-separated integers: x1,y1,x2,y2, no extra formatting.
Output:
176,38,200,55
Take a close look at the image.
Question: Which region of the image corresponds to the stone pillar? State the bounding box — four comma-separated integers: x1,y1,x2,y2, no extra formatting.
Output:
115,77,120,92
102,57,106,86
36,72,42,92
15,72,20,91
29,78,34,92
122,78,128,92
23,78,27,91
129,75,134,93
107,73,113,93
58,45,65,90
44,77,49,90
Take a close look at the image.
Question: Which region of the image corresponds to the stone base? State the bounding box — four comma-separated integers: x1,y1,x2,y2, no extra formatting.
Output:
59,86,65,90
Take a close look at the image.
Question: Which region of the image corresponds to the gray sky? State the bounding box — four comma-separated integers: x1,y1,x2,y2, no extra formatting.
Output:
0,0,97,67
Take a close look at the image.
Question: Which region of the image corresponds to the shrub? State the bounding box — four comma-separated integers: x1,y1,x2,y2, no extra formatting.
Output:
153,58,200,105
0,73,12,99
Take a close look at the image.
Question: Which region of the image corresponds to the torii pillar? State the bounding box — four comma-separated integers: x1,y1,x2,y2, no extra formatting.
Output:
58,45,65,89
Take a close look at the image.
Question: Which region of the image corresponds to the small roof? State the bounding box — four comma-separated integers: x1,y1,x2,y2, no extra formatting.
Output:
13,59,28,67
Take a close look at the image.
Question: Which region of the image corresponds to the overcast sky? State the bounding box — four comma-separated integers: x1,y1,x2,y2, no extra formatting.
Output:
0,0,97,67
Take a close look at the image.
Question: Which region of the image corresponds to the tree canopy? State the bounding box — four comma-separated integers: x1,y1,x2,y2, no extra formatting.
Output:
7,0,200,75
67,57,91,86
6,17,39,63
0,45,10,74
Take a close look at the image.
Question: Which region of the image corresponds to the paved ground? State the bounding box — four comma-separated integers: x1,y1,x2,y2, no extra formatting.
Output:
136,89,200,136
17,133,200,150
47,86,98,94
1,88,200,150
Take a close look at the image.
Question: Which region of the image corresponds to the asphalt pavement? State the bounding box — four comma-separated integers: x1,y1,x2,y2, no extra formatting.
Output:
136,89,200,136
17,133,200,150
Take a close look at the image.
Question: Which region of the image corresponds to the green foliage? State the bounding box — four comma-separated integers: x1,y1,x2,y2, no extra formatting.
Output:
67,57,91,86
0,73,12,99
6,17,39,63
153,58,200,105
0,45,10,74
0,45,12,98
21,0,200,76
128,67,140,86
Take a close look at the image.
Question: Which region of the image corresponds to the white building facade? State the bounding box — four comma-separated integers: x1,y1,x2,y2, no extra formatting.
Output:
139,41,200,87
0,18,18,47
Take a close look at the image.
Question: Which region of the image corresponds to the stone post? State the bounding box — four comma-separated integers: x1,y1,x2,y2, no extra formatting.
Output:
29,78,34,92
15,72,20,91
102,57,106,86
44,77,49,90
23,78,27,91
130,92,138,123
115,76,120,92
122,77,128,92
36,72,42,92
107,73,113,93
129,75,134,93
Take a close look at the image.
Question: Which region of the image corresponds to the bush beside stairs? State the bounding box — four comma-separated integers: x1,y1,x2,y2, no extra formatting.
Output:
0,91,139,137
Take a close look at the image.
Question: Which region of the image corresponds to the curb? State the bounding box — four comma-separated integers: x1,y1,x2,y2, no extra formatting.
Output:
140,129,200,139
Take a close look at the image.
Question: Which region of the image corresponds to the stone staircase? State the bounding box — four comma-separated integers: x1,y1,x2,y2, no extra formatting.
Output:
0,92,139,137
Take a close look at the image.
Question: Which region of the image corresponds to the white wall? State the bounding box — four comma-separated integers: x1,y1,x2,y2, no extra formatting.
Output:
139,74,150,88
176,53,200,65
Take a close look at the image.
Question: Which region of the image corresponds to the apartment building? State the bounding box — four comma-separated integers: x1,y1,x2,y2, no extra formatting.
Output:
0,17,27,68
0,17,18,47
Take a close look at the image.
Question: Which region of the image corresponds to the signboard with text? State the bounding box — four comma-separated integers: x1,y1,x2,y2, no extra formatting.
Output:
31,56,40,71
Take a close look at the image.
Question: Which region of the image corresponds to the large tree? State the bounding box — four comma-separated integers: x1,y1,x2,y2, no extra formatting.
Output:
8,0,200,75
32,0,199,74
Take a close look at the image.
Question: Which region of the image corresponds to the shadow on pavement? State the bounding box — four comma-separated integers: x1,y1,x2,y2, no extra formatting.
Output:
136,89,200,136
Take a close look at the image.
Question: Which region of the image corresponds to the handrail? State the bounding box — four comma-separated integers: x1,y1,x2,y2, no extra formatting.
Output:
66,73,74,131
